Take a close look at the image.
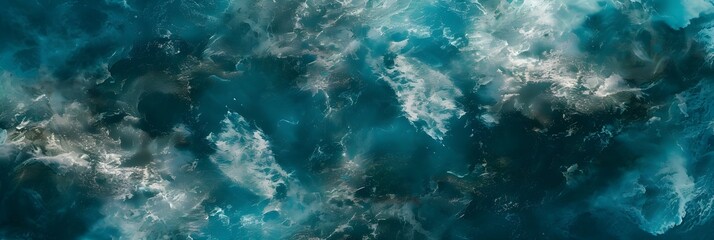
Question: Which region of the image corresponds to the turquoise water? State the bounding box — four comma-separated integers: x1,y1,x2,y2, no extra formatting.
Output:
1,0,714,239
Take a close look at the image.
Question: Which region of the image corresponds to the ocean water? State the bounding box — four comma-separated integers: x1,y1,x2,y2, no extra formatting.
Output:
1,0,714,239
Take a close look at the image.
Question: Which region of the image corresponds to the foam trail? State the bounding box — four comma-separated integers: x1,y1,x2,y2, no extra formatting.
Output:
649,0,714,29
381,56,465,141
207,111,289,199
596,150,694,235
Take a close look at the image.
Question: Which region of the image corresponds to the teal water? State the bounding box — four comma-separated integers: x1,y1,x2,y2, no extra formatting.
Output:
2,0,714,239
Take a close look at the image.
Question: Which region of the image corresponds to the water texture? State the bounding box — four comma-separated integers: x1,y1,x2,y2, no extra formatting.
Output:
1,0,714,239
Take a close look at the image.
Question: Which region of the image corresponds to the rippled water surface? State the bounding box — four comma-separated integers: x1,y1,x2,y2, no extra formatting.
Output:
2,0,714,239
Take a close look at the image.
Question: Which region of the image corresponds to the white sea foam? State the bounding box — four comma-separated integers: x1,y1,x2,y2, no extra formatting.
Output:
459,0,654,121
643,152,695,234
593,145,696,235
696,24,714,65
0,129,6,143
650,0,714,29
381,56,465,141
594,74,640,97
207,111,289,198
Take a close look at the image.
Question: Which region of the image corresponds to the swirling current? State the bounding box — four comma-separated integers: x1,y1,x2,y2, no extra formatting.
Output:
2,0,714,239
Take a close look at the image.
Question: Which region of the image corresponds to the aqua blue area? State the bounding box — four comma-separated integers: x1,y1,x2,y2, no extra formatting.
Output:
1,0,714,239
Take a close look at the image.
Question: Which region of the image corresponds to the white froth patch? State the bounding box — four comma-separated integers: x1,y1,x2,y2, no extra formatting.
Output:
91,146,211,239
461,0,654,117
595,149,695,235
0,84,210,238
562,163,582,187
207,111,289,198
20,153,90,174
651,0,714,29
382,56,465,141
0,129,6,143
696,24,714,65
594,74,640,97
98,179,209,239
641,152,695,235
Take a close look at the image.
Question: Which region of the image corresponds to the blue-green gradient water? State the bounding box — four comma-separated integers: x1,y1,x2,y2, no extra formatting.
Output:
2,0,714,239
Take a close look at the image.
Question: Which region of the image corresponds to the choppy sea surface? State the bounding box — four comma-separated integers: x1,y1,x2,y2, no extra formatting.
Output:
2,0,714,239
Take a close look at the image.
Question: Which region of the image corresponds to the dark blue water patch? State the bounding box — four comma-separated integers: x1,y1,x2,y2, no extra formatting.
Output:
54,40,119,81
109,37,195,77
137,91,191,137
575,4,696,84
12,48,40,71
0,158,104,239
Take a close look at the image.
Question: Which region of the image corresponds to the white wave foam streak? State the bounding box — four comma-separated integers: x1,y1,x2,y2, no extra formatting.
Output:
594,150,695,235
207,111,289,199
15,153,91,176
206,112,326,239
696,24,714,65
85,142,213,239
593,74,642,97
648,0,714,29
585,81,714,235
0,129,6,144
11,138,202,239
352,0,470,140
0,87,210,238
290,0,421,98
462,0,649,117
98,178,209,239
665,82,714,230
380,56,465,141
647,153,696,234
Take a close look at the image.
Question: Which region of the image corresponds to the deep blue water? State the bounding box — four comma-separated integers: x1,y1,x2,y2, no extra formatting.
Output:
2,0,714,239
